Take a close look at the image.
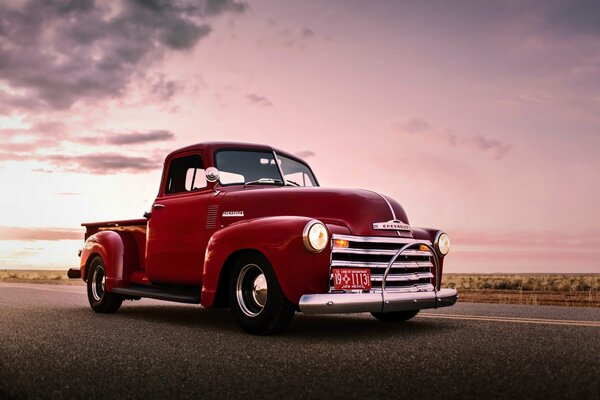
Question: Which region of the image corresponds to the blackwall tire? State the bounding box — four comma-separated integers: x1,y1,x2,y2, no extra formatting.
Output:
228,254,295,335
87,256,123,314
370,310,419,322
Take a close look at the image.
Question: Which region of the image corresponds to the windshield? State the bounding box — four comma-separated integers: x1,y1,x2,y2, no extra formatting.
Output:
214,150,318,187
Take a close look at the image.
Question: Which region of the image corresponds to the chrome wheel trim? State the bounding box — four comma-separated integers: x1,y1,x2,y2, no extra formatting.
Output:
252,274,268,308
91,265,105,301
236,263,268,317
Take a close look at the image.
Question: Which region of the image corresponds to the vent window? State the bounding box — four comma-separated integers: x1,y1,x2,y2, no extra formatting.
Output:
166,154,206,194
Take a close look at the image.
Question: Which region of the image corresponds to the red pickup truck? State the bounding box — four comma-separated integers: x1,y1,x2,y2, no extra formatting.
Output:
69,142,456,334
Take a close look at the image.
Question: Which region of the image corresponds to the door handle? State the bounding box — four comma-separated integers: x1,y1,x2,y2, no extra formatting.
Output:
152,203,165,209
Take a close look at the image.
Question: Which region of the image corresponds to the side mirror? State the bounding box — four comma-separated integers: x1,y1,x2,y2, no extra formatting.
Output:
205,167,220,183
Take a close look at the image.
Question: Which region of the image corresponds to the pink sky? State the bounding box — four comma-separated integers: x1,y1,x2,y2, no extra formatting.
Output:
1,0,599,273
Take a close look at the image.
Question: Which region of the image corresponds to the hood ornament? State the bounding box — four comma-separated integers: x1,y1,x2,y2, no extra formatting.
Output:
373,219,411,231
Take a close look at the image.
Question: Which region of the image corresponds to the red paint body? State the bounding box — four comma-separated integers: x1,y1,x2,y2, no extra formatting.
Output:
79,142,446,307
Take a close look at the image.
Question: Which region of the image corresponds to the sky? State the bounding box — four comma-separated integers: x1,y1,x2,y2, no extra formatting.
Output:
1,0,599,273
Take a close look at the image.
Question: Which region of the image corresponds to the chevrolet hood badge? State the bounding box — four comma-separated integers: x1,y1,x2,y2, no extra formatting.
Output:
372,219,411,231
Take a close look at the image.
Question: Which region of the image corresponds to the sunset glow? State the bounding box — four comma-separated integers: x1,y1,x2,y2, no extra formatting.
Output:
1,0,599,272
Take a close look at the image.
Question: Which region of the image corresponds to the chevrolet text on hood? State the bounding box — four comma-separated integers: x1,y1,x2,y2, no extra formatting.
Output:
69,142,456,335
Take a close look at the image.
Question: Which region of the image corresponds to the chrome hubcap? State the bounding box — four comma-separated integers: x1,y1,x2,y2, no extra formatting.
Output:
91,266,105,301
236,264,268,317
252,274,268,308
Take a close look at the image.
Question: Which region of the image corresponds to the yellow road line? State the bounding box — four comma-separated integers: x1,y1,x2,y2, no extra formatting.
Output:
419,313,600,328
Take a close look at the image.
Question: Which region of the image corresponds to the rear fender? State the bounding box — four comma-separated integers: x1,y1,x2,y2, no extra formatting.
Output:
201,216,346,308
80,230,138,291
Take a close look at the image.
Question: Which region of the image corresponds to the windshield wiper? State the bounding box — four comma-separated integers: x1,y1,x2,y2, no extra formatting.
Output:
285,180,301,186
244,178,284,186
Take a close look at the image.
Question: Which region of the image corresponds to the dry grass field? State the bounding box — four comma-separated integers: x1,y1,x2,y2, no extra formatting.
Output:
0,270,84,285
1,270,598,307
442,274,600,307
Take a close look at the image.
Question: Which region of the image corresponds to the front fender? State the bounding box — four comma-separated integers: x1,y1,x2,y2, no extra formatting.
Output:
412,227,446,287
201,216,345,308
80,230,137,291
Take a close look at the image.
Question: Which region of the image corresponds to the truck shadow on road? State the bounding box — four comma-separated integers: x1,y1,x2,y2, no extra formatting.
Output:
104,303,456,339
289,314,456,339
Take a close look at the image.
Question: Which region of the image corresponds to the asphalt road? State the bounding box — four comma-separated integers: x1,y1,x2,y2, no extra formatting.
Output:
1,283,598,399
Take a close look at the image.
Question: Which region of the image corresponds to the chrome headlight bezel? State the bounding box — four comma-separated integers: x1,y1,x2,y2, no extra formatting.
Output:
302,220,329,253
434,232,450,256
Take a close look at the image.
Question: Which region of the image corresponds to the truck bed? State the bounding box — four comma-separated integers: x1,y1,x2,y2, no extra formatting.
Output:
82,218,148,270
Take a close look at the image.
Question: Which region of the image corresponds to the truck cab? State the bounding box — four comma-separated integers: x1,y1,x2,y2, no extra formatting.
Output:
70,142,457,334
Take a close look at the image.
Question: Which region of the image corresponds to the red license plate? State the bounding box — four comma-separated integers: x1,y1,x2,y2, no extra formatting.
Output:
332,268,371,290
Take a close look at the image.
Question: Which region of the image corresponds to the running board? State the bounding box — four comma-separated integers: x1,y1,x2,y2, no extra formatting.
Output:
112,286,201,304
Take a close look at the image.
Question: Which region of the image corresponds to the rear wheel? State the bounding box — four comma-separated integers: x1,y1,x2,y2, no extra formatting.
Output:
87,256,123,313
228,254,295,335
371,310,419,322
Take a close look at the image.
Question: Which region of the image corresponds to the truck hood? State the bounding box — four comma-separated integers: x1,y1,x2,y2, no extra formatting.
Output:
218,187,412,237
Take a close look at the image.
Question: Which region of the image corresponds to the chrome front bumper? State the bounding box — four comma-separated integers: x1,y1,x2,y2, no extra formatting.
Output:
299,288,458,314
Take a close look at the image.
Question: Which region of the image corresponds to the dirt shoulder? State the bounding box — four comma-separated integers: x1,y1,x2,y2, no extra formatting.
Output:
2,270,598,307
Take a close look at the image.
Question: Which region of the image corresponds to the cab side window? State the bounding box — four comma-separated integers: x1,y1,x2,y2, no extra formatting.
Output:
165,154,206,194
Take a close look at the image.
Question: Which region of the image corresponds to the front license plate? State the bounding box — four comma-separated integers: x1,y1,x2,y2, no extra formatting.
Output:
332,268,371,290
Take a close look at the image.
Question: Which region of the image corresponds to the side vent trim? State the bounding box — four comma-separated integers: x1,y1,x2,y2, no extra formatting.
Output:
206,205,219,229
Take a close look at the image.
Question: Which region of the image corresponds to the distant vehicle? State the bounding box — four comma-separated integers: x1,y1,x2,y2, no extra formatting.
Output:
69,142,456,334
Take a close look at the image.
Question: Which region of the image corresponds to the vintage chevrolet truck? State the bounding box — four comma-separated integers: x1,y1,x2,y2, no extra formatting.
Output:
68,142,457,334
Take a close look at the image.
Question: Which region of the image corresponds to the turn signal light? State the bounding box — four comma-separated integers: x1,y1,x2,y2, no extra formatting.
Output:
333,239,349,248
419,244,429,252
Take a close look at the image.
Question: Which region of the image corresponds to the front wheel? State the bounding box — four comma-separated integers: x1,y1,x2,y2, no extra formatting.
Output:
228,254,295,335
371,310,419,322
87,256,123,313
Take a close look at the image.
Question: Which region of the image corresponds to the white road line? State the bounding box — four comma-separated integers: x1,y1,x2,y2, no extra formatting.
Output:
419,313,600,328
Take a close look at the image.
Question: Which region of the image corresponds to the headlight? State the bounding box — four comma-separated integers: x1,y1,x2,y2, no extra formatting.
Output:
435,232,450,256
303,220,329,253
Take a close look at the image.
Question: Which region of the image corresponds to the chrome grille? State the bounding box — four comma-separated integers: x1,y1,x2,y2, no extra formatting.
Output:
330,234,435,293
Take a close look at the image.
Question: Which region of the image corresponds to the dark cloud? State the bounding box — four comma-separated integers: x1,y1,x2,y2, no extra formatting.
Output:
260,20,317,49
105,130,175,145
466,135,511,159
246,93,273,107
544,0,600,37
0,147,160,174
399,118,430,133
0,124,175,156
0,0,247,112
301,28,316,38
45,153,160,174
0,226,82,241
295,150,315,159
0,121,73,154
396,117,511,160
150,75,182,101
204,0,247,16
0,92,48,113
161,21,211,50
